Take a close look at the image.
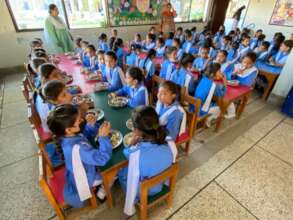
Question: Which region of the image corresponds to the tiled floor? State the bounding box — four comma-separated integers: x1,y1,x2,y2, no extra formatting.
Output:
0,73,292,220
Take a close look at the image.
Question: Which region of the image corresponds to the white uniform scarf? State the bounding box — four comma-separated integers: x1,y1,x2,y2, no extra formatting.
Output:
202,82,216,112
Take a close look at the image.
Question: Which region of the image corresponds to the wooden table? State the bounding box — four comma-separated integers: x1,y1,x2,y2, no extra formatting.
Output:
215,85,252,131
57,55,130,208
258,70,279,101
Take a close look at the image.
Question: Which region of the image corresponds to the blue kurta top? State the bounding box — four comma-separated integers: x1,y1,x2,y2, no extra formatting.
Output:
139,58,155,81
101,66,124,91
160,59,177,80
97,41,109,52
118,141,173,201
192,57,209,72
61,134,112,208
165,39,173,47
116,84,148,108
171,67,195,94
116,47,125,68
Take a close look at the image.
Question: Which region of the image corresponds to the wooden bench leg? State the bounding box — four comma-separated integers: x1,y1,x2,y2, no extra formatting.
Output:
236,95,249,119
101,169,119,208
261,74,278,101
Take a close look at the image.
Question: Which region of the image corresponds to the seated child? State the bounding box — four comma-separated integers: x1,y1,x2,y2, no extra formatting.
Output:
254,41,270,62
47,104,112,207
175,27,184,43
220,35,232,51
215,50,233,80
132,33,143,47
138,49,156,81
192,45,211,73
126,44,139,67
74,37,83,56
230,35,252,64
250,29,265,50
213,25,225,49
182,30,198,55
165,32,174,47
101,51,126,91
30,58,47,88
97,33,109,52
118,106,176,216
143,33,156,51
191,26,198,42
111,67,148,108
172,38,184,60
96,50,106,73
192,62,227,126
171,54,196,94
155,37,166,57
86,45,99,72
156,81,186,141
81,41,90,67
160,46,178,80
232,52,258,87
113,38,125,69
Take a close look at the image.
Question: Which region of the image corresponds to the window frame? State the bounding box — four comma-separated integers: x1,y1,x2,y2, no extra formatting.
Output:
5,0,208,32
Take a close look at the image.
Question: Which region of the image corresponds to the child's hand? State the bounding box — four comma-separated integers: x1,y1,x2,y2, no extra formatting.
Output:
79,101,89,114
85,113,97,126
99,121,111,137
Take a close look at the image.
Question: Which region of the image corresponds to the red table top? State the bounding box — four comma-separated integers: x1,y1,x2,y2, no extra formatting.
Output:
56,55,96,95
224,85,252,102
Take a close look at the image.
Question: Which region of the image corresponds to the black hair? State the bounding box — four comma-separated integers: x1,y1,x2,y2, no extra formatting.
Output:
135,33,142,41
34,38,43,44
241,34,251,41
131,106,167,145
147,33,156,42
218,49,228,57
166,46,177,56
99,33,107,41
181,54,194,67
261,41,270,49
97,50,105,56
75,37,82,47
177,27,183,32
258,34,266,41
39,63,57,79
32,51,47,59
191,27,197,32
223,35,232,42
201,44,210,51
47,104,79,137
159,80,180,102
168,32,174,39
185,30,192,38
157,37,165,45
30,40,42,48
42,80,66,102
127,67,145,83
105,51,117,61
173,38,181,47
113,38,123,52
283,40,293,52
244,52,257,63
87,44,96,53
30,58,47,73
81,40,89,46
256,29,263,34
143,49,156,68
49,4,57,14
205,62,221,79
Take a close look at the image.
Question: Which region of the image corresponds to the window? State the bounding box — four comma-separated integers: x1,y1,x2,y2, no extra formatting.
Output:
189,0,206,22
6,0,65,31
170,0,192,22
224,0,250,29
63,0,107,28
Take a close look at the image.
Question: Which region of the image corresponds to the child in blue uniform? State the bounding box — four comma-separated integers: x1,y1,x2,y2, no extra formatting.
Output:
175,27,184,43
220,35,232,51
231,35,251,64
97,33,109,52
192,45,211,73
118,106,176,216
86,45,99,72
74,37,83,56
47,104,113,208
192,62,227,126
213,26,225,49
101,51,125,91
113,38,125,69
81,41,90,68
111,67,148,108
131,33,143,47
249,29,263,50
156,81,186,141
30,58,47,88
160,46,178,80
138,49,156,82
232,52,258,87
257,40,293,74
143,33,156,51
215,50,233,80
171,54,195,94
172,38,184,60
126,44,139,67
182,30,198,55
254,41,270,62
155,37,166,57
96,50,106,74
165,32,174,47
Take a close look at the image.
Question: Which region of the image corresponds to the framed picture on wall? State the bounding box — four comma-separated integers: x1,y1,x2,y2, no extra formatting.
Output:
269,0,293,26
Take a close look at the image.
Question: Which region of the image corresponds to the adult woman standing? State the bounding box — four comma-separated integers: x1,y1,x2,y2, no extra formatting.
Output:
161,3,177,35
44,4,74,53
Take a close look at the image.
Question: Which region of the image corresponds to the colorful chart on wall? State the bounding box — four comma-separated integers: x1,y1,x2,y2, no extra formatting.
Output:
107,0,163,26
270,0,293,26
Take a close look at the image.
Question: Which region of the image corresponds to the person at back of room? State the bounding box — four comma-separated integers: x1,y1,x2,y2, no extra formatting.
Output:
97,33,109,52
182,30,198,56
155,37,166,58
138,49,156,82
165,32,175,47
172,38,184,60
113,38,125,69
74,37,83,56
109,29,118,50
143,33,156,51
160,46,178,80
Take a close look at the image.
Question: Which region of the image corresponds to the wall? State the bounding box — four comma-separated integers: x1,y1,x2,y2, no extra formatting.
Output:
0,1,204,69
243,0,292,39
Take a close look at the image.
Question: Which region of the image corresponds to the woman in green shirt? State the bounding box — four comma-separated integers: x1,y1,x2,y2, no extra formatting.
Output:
44,4,74,53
